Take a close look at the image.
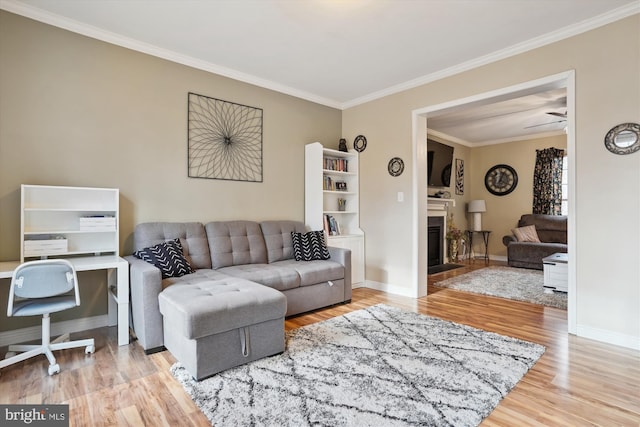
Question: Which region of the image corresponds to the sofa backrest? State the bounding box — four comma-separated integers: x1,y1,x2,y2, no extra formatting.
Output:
205,221,268,268
260,220,308,263
133,222,212,269
518,214,567,244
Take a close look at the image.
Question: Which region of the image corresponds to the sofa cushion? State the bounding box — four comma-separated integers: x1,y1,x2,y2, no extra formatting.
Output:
205,221,268,268
133,239,195,279
217,264,301,291
162,268,233,288
271,259,344,287
512,225,541,243
507,242,568,270
291,230,331,261
158,277,286,340
133,222,212,269
260,220,307,263
518,214,567,243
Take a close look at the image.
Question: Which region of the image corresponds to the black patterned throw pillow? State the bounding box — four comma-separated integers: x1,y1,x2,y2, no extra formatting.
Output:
291,231,331,261
133,238,195,279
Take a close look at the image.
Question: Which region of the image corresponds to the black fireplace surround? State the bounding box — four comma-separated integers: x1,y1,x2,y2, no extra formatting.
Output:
428,216,444,267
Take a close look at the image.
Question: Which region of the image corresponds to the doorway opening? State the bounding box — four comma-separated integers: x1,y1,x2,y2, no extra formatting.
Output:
412,71,576,334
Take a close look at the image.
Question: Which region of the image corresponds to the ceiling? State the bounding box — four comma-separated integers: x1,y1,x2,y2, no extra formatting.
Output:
427,87,568,145
2,0,638,143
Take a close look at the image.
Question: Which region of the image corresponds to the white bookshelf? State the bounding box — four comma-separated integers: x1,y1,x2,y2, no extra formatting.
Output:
305,142,364,284
21,185,119,262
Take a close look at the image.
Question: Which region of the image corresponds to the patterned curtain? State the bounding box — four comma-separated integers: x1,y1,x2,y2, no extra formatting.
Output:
532,147,565,215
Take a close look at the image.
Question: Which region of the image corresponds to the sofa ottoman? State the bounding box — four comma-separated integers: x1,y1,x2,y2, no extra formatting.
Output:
158,276,287,380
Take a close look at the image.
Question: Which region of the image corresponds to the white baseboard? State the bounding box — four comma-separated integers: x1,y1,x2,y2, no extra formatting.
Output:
576,324,640,351
0,315,109,347
360,280,417,298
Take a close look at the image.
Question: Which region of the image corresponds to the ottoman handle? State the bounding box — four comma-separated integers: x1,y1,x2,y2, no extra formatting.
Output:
240,327,251,357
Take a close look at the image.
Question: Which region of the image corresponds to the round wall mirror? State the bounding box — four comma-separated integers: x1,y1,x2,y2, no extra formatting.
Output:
604,123,640,155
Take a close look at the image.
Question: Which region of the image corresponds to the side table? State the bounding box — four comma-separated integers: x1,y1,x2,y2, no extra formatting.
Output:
465,230,491,261
542,252,568,292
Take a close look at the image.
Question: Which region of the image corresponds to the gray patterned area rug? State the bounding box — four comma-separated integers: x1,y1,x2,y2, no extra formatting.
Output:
434,266,567,310
170,304,545,427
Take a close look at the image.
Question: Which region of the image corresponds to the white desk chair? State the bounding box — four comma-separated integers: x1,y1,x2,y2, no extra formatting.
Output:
0,259,95,375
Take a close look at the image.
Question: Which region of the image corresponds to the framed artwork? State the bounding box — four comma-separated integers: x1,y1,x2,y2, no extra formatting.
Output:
188,92,263,182
455,158,464,195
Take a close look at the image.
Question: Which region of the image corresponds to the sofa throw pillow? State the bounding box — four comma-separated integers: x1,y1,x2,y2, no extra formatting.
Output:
133,238,195,279
291,231,331,261
512,225,541,243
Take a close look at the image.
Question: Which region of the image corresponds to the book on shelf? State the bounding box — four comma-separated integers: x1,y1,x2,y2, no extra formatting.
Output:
324,214,341,236
323,157,349,172
323,175,348,191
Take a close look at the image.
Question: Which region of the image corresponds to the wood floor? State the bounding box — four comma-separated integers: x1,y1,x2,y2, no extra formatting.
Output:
1,261,639,426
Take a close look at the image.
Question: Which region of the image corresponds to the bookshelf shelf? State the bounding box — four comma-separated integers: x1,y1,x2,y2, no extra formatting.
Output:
323,169,356,175
323,210,358,214
21,185,119,261
305,142,365,285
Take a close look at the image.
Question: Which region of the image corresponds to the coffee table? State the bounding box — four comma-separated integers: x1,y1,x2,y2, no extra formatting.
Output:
542,252,568,293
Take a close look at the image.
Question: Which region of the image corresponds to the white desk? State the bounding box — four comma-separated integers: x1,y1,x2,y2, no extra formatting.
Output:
0,255,130,346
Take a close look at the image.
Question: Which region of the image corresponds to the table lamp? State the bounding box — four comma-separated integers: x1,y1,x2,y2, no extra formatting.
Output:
468,200,486,231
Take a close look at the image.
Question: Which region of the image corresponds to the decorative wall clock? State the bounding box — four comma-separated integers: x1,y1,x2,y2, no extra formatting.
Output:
388,157,404,177
353,135,367,152
484,164,518,196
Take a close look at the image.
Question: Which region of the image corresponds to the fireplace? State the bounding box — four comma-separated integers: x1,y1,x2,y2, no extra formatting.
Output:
428,216,444,267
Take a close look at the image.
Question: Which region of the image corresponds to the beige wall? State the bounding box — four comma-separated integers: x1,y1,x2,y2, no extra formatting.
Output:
0,12,341,331
469,135,567,257
343,15,640,346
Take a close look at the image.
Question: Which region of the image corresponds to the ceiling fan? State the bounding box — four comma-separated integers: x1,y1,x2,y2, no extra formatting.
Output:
524,111,567,129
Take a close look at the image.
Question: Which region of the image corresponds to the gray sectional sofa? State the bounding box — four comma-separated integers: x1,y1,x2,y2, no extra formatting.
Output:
125,220,351,379
503,214,567,270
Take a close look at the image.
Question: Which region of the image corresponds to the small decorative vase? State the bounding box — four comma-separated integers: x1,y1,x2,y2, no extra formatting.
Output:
338,138,348,152
449,239,459,263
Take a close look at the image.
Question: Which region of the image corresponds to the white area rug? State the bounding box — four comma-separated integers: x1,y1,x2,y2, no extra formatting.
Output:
434,266,567,309
171,304,545,426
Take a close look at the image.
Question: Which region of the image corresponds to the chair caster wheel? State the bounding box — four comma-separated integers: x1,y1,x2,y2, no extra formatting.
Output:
48,364,60,376
85,345,95,354
5,352,16,359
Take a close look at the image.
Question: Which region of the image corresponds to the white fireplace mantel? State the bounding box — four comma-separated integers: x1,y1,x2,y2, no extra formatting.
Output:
427,197,455,213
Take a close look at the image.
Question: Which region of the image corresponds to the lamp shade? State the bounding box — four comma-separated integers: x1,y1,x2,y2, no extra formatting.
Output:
468,200,486,213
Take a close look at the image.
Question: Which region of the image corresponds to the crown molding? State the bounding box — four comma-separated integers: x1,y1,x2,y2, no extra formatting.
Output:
471,130,567,147
342,3,640,109
427,128,566,148
0,0,343,109
427,129,472,147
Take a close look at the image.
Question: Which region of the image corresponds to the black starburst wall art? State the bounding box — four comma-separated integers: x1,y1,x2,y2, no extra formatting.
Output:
188,92,263,182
